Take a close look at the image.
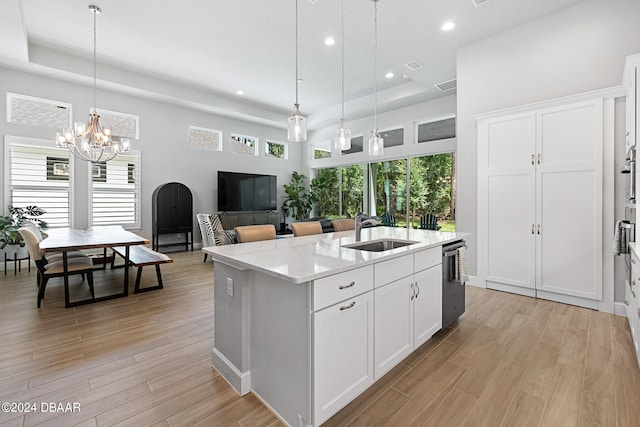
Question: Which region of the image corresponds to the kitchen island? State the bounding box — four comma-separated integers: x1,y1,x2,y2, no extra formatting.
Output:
203,226,468,426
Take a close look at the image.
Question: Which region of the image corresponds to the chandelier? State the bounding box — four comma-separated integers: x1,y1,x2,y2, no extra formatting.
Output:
287,0,307,142
56,5,130,163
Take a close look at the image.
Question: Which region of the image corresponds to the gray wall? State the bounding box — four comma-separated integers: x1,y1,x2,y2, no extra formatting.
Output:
0,66,302,246
456,0,640,299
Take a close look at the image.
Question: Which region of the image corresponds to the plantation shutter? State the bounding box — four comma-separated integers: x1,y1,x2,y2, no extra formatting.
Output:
90,151,141,228
8,144,71,227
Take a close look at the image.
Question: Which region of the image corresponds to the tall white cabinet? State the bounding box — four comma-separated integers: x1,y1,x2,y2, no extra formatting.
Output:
478,98,604,308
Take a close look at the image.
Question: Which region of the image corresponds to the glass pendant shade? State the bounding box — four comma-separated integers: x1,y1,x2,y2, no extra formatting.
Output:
287,104,307,142
368,131,384,156
335,119,352,151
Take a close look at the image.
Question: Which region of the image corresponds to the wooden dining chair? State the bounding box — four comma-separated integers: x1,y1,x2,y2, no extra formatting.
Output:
291,221,323,237
331,218,355,232
19,227,95,308
235,224,277,243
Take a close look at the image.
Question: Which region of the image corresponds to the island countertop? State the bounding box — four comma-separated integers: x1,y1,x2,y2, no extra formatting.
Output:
203,227,469,284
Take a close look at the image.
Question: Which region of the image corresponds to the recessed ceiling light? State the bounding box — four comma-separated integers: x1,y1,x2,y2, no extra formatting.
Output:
385,72,394,79
441,21,456,32
324,37,336,46
236,90,244,95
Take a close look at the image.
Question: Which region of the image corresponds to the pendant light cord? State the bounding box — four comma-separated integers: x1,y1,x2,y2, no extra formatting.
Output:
93,8,97,113
340,0,345,121
295,0,299,107
373,0,378,131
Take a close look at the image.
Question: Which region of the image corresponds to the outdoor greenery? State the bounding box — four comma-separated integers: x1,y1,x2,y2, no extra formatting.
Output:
312,153,456,230
266,142,285,158
341,165,365,217
0,205,48,248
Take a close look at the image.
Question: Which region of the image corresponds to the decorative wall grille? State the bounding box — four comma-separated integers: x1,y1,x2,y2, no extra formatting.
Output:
7,93,71,129
188,126,222,151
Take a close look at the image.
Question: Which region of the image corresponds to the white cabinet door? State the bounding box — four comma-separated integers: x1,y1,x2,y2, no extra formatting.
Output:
413,265,442,348
632,253,640,367
374,278,413,379
536,101,603,300
313,291,374,425
478,113,536,294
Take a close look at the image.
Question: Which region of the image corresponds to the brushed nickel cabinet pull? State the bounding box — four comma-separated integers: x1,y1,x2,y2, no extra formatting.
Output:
340,301,356,311
339,281,355,290
531,224,535,234
537,153,541,164
537,224,541,235
410,282,415,300
415,281,420,299
531,154,535,165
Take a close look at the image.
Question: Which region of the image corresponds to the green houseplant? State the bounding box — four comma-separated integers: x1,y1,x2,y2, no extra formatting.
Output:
0,205,48,249
282,172,313,221
282,172,331,221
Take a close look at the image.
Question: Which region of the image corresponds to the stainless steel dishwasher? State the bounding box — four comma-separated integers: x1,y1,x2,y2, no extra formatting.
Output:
442,240,466,329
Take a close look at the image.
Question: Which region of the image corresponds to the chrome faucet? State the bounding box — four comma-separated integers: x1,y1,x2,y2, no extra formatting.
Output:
355,216,380,241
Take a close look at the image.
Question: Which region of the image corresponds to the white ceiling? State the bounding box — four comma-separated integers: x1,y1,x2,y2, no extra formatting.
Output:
4,0,584,129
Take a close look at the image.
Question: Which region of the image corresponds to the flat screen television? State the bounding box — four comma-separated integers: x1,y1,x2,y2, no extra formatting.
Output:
218,171,277,212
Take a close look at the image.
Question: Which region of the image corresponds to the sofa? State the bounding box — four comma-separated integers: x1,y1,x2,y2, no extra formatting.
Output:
218,211,282,230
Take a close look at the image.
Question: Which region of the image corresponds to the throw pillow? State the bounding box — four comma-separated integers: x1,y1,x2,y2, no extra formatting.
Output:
214,229,237,246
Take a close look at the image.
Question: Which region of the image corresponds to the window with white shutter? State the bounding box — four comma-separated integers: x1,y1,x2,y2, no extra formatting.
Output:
6,140,71,227
90,151,141,229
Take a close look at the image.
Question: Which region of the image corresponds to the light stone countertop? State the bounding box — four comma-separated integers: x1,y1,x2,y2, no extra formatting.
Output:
202,226,469,284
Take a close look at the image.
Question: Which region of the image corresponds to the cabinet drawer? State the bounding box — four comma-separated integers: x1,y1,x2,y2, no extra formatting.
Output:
414,247,441,272
375,254,413,288
313,266,373,311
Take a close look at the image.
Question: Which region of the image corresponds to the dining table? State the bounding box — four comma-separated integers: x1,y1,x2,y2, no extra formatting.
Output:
39,225,149,307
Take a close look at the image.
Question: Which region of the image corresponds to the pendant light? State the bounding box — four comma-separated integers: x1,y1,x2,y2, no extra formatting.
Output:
368,0,384,156
56,5,130,163
334,0,351,151
287,0,307,142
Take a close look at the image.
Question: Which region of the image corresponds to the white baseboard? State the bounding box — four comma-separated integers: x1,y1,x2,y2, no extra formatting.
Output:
614,301,629,317
212,346,251,396
466,275,485,288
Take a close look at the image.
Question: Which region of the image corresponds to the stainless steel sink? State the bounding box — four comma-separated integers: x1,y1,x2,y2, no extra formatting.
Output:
343,239,419,252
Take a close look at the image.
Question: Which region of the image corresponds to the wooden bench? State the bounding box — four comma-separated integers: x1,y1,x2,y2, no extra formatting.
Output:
111,245,173,293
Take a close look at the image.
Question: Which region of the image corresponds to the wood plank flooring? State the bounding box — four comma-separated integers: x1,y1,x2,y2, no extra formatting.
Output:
1,251,639,426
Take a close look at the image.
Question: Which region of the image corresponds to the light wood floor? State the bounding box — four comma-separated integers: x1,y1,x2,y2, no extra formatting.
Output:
1,251,639,426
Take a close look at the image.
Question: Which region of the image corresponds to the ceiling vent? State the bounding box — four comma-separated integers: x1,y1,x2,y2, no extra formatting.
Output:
470,0,491,6
307,0,319,4
405,60,423,71
435,78,457,92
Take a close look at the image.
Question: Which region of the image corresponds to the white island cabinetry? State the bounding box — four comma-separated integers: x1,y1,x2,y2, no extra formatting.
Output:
204,227,467,426
312,266,374,424
373,248,442,379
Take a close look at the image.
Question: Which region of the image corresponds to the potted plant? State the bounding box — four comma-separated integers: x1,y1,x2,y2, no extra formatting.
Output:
0,205,48,259
282,172,331,222
282,172,313,221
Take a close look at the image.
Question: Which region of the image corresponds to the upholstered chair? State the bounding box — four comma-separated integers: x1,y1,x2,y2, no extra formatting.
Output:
291,221,323,237
235,224,277,243
331,218,356,232
18,227,95,308
197,213,223,261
